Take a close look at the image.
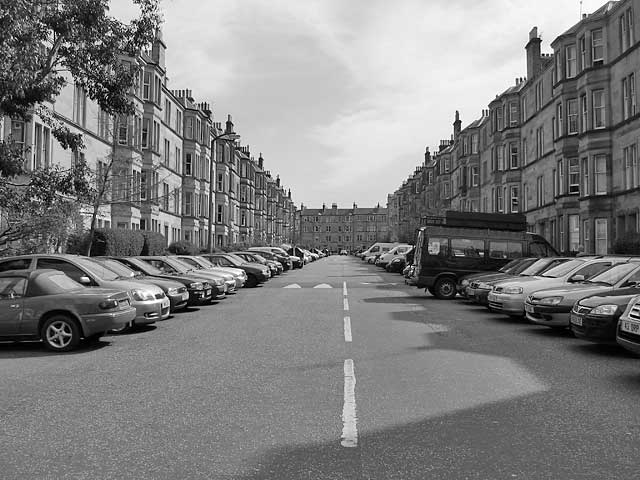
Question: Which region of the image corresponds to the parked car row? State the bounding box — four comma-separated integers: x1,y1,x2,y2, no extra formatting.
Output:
453,255,640,355
0,248,322,352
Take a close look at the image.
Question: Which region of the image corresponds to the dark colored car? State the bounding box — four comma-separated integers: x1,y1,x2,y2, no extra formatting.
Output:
247,248,292,271
233,251,282,275
616,295,640,355
0,269,135,351
90,257,189,312
457,257,533,297
109,257,213,306
201,253,271,288
136,256,228,300
570,290,640,343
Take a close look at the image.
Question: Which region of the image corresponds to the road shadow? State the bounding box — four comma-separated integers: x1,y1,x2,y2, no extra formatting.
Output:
567,342,637,358
0,338,111,358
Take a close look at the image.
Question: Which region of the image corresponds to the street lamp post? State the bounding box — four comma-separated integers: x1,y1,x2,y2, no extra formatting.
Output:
208,131,240,253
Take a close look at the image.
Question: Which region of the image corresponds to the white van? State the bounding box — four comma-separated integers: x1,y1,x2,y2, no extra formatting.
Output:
376,244,413,267
361,243,397,264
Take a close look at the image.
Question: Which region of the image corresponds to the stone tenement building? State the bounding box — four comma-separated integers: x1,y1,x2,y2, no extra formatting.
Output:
388,0,640,255
0,30,295,249
295,203,389,252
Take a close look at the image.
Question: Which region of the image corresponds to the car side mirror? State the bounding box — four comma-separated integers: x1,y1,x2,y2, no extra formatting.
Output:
79,276,91,285
571,274,585,282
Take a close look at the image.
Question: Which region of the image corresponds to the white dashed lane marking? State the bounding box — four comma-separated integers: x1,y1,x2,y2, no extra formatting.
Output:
341,359,358,448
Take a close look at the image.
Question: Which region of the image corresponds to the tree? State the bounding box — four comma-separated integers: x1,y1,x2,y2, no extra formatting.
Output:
0,0,161,251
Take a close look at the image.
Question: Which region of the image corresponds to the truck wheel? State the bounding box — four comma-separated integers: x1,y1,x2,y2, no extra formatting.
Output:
434,278,457,299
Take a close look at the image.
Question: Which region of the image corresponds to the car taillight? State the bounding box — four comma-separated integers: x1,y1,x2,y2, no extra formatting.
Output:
99,299,119,310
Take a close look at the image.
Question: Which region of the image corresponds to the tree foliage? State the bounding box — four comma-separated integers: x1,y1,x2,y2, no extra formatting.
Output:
0,0,161,250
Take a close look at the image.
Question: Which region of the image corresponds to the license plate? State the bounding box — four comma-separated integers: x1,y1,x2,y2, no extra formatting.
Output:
161,298,170,308
621,320,640,334
488,293,497,302
570,314,583,326
524,304,534,313
182,292,189,301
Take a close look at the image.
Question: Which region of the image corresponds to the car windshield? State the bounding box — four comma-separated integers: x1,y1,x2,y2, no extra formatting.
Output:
166,258,193,273
250,254,267,263
194,257,216,268
498,258,525,273
519,258,555,276
178,257,203,269
539,259,585,278
93,259,137,278
76,258,120,281
129,258,163,275
584,263,640,286
510,258,539,274
226,254,247,265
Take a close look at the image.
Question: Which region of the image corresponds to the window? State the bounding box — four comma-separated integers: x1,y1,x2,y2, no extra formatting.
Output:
536,126,544,159
522,95,528,121
592,90,605,128
471,166,479,186
427,237,449,257
176,111,182,134
72,84,86,127
558,159,565,195
566,44,577,78
97,109,111,141
471,134,478,153
450,238,484,258
443,182,450,198
623,73,637,120
620,9,634,52
567,99,578,134
143,71,151,99
579,35,587,71
624,144,638,190
185,153,192,176
217,173,224,191
591,28,604,65
509,143,518,169
175,147,181,174
497,107,503,130
535,81,543,111
164,99,171,125
241,211,246,226
154,75,162,104
580,94,588,132
217,204,224,223
568,158,580,194
510,186,519,213
140,171,147,200
153,121,160,151
497,145,505,170
36,259,90,284
568,214,580,252
595,154,607,194
581,157,589,196
141,118,149,149
118,115,128,145
522,138,528,165
162,183,169,210
556,103,563,137
184,192,193,216
164,139,170,165
489,241,523,259
496,187,504,212
509,102,518,126
185,118,193,139
595,218,608,254
536,176,544,207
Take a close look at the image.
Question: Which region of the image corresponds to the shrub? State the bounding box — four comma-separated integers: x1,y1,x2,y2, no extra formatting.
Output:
89,228,145,256
167,240,198,255
141,231,167,255
613,232,640,254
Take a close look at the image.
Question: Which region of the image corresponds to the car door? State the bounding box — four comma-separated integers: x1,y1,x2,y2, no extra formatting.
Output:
0,276,27,336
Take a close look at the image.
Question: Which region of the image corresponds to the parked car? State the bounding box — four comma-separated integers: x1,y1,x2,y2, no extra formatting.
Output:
201,253,271,287
377,244,412,267
108,257,213,306
173,255,247,290
0,269,136,351
0,254,168,333
525,260,640,328
362,243,396,264
282,246,305,268
136,256,228,299
90,257,189,312
457,257,535,297
487,256,626,318
465,257,571,305
233,251,282,275
616,295,640,355
247,247,293,270
339,249,349,256
570,290,640,343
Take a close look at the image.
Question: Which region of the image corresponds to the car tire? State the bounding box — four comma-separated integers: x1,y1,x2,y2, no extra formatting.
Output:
427,287,437,296
246,274,258,288
109,321,133,334
41,314,81,352
434,278,457,300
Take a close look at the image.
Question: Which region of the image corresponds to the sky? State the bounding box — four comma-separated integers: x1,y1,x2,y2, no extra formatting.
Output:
111,0,607,209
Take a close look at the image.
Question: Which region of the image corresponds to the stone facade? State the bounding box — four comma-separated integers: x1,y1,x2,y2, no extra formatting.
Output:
388,0,640,255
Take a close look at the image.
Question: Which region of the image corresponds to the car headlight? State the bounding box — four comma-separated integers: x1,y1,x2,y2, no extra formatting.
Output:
590,304,619,316
460,279,469,287
189,282,204,290
263,269,269,275
214,278,224,286
502,286,523,294
538,296,563,305
131,289,155,301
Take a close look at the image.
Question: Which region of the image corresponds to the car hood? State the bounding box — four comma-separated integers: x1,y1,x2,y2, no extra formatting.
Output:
133,277,185,291
579,291,640,307
530,284,614,301
97,279,163,295
469,272,516,284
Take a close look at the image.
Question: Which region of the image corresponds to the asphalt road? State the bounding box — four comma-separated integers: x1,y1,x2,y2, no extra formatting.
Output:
2,256,640,479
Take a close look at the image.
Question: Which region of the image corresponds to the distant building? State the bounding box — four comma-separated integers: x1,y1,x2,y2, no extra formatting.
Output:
295,203,389,252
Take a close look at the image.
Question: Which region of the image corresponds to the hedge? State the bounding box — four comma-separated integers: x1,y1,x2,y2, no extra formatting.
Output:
88,228,145,256
142,231,167,255
613,232,640,254
167,240,198,255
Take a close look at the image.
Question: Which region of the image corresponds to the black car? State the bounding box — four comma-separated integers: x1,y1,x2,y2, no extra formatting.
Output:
233,251,282,275
247,247,292,271
201,253,271,288
108,256,213,306
91,257,189,312
570,290,640,343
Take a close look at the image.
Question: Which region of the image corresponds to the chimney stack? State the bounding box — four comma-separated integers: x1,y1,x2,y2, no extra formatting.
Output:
525,26,542,80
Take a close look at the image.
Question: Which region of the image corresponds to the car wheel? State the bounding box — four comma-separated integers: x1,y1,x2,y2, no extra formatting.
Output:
109,321,133,334
41,315,81,352
427,287,437,296
434,278,457,300
246,274,259,288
